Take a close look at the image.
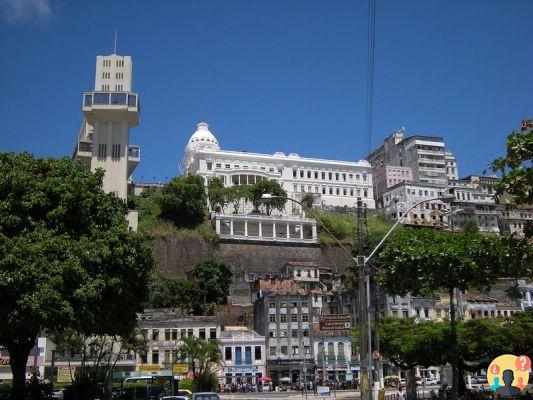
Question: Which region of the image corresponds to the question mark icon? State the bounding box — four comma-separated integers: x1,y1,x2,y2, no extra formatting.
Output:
491,364,500,374
515,355,531,371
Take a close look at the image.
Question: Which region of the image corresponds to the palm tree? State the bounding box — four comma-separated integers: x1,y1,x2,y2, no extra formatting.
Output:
176,336,220,379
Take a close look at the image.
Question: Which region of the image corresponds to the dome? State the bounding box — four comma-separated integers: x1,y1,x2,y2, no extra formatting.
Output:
186,122,220,151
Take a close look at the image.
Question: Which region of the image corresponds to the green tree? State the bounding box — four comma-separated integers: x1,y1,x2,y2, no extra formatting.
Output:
301,193,315,210
148,274,202,315
0,153,154,400
158,174,206,228
458,218,479,234
207,177,227,212
488,121,532,207
193,259,233,315
249,180,287,215
380,317,448,399
176,336,220,392
379,228,504,400
226,185,251,214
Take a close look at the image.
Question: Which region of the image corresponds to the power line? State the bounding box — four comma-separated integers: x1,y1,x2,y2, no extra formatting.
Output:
460,148,505,169
365,0,376,155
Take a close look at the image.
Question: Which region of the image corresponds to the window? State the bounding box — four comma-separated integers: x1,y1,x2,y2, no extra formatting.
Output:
329,188,333,195
255,346,262,360
210,328,217,339
187,329,193,337
280,330,287,338
280,314,287,323
269,346,277,356
98,143,107,158
314,171,318,179
304,346,310,355
215,163,221,169
303,329,309,337
225,347,232,360
116,72,123,79
291,301,298,307
350,189,354,196
336,188,340,195
291,329,298,338
164,350,171,363
302,315,309,322
151,329,159,341
300,170,304,178
269,315,276,322
269,331,276,338
235,347,242,365
293,170,297,178
165,329,171,341
307,171,311,179
199,329,206,339
152,351,159,364
225,164,231,169
115,84,123,91
172,329,178,340
280,301,287,307
322,172,326,179
281,346,288,355
342,173,346,181
292,346,299,355
329,172,332,180
112,144,121,159
343,189,347,196
291,315,298,322
301,301,308,307
206,162,212,170
245,346,252,364
322,187,326,194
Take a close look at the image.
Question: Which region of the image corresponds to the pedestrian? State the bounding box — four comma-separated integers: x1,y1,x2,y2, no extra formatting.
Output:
397,386,406,400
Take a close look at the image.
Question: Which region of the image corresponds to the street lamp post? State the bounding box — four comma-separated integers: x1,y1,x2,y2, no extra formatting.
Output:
261,194,454,400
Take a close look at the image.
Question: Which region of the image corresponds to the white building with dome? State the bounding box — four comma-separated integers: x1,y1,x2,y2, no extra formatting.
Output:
183,122,375,209
183,122,375,242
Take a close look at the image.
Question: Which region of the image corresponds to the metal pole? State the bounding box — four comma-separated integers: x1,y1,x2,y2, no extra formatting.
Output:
357,198,372,400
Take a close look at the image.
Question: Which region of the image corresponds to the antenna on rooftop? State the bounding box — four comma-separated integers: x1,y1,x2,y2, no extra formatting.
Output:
114,26,117,54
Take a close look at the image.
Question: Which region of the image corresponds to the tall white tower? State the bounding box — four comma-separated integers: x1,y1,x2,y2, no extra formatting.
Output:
73,53,141,229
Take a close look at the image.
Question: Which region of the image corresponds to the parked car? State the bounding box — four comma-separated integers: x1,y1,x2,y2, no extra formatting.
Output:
161,397,189,400
176,389,193,397
191,393,220,400
425,378,440,385
472,376,488,384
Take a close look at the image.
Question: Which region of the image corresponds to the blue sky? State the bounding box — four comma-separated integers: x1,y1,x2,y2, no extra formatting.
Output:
1,0,531,182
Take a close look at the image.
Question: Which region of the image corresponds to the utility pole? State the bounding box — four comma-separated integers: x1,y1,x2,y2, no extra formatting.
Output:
356,198,372,400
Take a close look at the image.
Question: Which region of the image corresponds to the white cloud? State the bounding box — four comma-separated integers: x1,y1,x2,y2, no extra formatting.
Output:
1,0,52,24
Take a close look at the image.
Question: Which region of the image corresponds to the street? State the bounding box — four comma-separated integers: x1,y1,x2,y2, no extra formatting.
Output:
219,386,443,400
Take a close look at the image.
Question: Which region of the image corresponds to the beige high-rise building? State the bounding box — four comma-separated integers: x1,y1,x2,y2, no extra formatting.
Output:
73,53,141,230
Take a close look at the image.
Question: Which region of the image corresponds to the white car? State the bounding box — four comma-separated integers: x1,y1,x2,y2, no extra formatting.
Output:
426,378,440,385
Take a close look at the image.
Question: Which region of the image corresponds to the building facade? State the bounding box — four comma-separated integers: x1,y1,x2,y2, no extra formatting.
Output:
73,53,141,230
372,165,413,207
183,122,376,211
366,129,454,188
219,327,266,385
444,150,459,181
253,291,314,385
137,310,221,377
382,181,448,228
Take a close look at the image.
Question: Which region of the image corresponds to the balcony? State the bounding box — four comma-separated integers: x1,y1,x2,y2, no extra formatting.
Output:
82,91,140,127
212,212,317,244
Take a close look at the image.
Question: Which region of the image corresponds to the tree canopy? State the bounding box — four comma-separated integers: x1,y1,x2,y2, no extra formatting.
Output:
0,153,154,399
488,121,532,207
148,274,203,315
457,218,479,234
193,259,233,313
249,179,287,215
207,177,226,212
158,174,206,228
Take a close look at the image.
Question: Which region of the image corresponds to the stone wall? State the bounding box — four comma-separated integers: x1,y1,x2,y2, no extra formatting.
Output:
153,237,353,304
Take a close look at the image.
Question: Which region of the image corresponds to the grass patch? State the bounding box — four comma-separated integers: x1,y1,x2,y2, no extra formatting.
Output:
131,193,218,241
315,210,396,246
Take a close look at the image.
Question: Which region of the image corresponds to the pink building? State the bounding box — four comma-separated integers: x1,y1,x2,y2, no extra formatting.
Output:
373,165,413,207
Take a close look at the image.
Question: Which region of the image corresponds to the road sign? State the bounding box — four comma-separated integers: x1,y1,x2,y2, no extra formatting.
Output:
372,351,380,360
319,314,352,331
317,386,331,396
